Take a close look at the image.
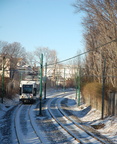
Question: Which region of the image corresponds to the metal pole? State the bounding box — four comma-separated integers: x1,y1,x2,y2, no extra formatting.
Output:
63,68,65,92
39,54,43,116
78,67,81,106
44,62,47,99
75,69,78,100
1,56,5,103
56,72,58,90
20,72,22,81
101,58,106,119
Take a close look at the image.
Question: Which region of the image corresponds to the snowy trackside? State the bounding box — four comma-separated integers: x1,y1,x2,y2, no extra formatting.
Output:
0,95,20,144
0,95,19,118
66,94,117,144
0,90,117,144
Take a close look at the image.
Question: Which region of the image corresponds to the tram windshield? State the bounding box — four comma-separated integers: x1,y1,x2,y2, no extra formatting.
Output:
23,85,33,93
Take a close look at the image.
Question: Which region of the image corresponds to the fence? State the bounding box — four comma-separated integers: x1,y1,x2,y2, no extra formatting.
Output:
108,92,117,116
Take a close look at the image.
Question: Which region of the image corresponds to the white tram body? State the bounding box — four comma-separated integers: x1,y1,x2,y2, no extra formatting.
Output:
19,80,39,103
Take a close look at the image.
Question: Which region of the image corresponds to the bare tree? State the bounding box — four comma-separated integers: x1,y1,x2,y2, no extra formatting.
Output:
25,52,37,67
0,41,26,79
74,0,117,87
0,41,27,98
34,47,58,64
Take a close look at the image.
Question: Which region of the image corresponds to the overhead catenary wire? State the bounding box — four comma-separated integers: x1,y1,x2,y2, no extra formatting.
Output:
47,39,117,66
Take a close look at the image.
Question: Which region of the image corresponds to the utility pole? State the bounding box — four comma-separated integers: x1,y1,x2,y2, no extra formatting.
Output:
75,71,78,100
75,74,78,99
20,72,22,82
39,53,43,116
56,72,58,90
44,62,47,99
1,56,5,103
63,68,65,92
78,66,81,106
76,67,81,106
101,58,106,119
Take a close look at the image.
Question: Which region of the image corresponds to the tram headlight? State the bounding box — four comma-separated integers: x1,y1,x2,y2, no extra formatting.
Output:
30,94,33,98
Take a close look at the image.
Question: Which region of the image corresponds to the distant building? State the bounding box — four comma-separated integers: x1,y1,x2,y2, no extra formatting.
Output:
46,64,78,85
0,56,36,80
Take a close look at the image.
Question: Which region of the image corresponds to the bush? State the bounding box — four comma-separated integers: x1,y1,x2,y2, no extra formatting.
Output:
82,82,102,110
0,76,20,99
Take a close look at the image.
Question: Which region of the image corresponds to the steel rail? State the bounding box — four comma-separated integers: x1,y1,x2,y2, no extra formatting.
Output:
47,95,97,143
28,103,44,144
47,94,109,144
57,97,109,144
47,93,79,143
58,96,115,144
14,104,42,144
14,104,23,144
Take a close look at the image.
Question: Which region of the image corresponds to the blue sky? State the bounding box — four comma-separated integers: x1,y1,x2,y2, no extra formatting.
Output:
0,0,85,61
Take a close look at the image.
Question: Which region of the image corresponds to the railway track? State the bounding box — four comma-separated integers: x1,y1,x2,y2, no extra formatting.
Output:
14,104,42,144
13,92,73,144
59,96,115,144
47,93,113,144
12,91,114,144
34,91,78,144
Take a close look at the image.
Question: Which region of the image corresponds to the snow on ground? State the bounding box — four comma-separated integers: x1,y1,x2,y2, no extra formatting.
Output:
66,94,117,143
0,95,19,118
0,90,117,143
